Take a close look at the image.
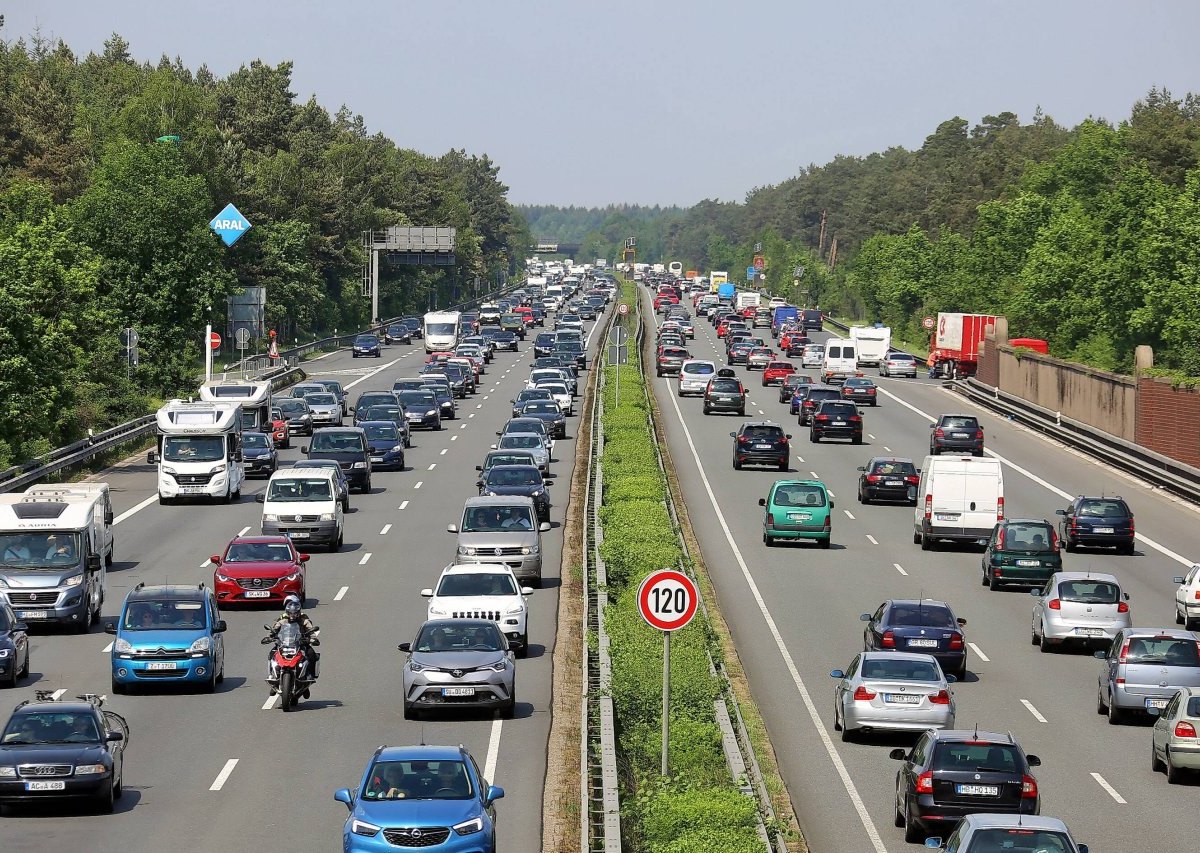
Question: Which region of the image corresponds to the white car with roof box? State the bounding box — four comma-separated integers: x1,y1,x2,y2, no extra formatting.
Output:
421,563,533,657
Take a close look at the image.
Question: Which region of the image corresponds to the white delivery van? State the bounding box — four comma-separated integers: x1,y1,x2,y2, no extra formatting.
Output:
821,338,860,384
259,468,345,551
736,291,761,311
913,455,1004,551
849,326,892,367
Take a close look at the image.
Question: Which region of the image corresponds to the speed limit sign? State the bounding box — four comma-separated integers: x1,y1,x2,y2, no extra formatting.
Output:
637,569,699,632
618,303,629,316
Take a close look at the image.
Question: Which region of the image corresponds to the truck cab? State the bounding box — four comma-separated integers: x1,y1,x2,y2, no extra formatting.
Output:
148,400,245,504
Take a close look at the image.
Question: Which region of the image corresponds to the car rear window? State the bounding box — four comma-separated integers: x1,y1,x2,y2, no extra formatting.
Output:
1001,522,1054,549
940,416,979,429
1078,499,1129,517
859,658,942,682
1058,580,1120,604
709,380,742,393
887,605,956,629
931,742,1020,772
771,485,826,507
888,354,915,363
767,362,791,371
1126,637,1200,666
743,426,784,439
871,460,917,476
819,403,858,416
810,389,841,401
682,363,714,375
1188,697,1200,717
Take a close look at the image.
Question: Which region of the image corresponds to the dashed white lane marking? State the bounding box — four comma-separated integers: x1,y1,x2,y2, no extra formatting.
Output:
867,433,876,440
200,559,211,568
427,463,437,471
102,642,113,653
476,404,483,409
894,563,909,576
1091,772,1127,804
844,510,855,520
757,409,765,415
113,495,157,525
380,524,392,535
50,689,66,700
414,482,423,489
484,395,490,400
866,534,878,545
968,642,990,662
209,759,239,791
810,471,819,479
794,455,804,463
484,718,503,783
237,526,251,536
359,553,372,565
399,500,409,510
469,413,476,419
828,491,835,498
440,448,448,455
334,586,349,601
262,694,279,710
1020,699,1047,723
460,424,468,429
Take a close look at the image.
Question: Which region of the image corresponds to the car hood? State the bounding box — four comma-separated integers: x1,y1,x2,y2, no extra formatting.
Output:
430,595,523,613
356,794,482,828
521,412,563,423
218,560,299,575
120,627,207,650
458,530,539,547
366,438,403,452
309,404,340,414
308,450,363,464
0,743,109,764
0,567,82,587
411,649,509,669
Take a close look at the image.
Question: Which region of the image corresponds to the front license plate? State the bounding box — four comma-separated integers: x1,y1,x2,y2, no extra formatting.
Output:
370,457,383,463
147,661,177,671
244,590,271,598
907,638,938,648
287,532,309,539
935,513,959,521
1094,527,1114,534
884,693,922,704
1146,698,1169,710
956,784,999,796
1075,627,1104,637
442,687,475,697
1016,559,1040,567
25,781,66,791
19,610,49,619
180,486,204,494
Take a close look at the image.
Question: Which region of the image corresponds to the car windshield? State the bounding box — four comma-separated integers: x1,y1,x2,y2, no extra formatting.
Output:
121,599,207,631
966,829,1073,851
393,380,425,391
887,605,957,629
1078,500,1128,517
931,742,1020,773
362,759,474,801
364,424,400,441
225,541,294,563
500,435,541,450
304,393,337,405
462,505,536,532
243,433,271,449
771,486,827,507
859,658,942,682
766,362,791,371
266,478,332,502
486,467,542,487
518,391,552,402
387,325,405,335
310,432,364,452
355,336,378,346
356,394,392,409
277,400,307,415
414,622,504,653
522,402,559,415
486,454,533,469
845,379,873,387
2,712,100,745
871,460,917,476
1058,580,1119,604
163,434,225,462
1126,637,1200,666
365,406,402,421
426,322,456,336
437,573,519,597
399,391,436,408
0,532,83,568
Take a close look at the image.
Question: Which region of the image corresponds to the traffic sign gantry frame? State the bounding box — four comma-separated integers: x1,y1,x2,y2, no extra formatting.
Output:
637,568,700,777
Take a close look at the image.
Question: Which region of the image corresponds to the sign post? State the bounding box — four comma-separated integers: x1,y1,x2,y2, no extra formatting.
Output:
205,327,221,383
637,569,699,777
234,327,251,377
609,323,629,404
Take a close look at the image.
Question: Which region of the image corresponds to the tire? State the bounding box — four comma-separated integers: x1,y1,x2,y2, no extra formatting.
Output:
840,720,855,742
894,795,905,828
1097,686,1108,715
1166,747,1186,783
76,599,95,634
818,538,831,550
280,671,295,712
763,531,775,547
1038,626,1051,653
738,408,745,416
1177,607,1185,626
902,799,923,844
733,458,742,470
1120,542,1135,556
331,528,344,552
1152,740,1166,773
19,647,29,680
203,665,218,694
1064,537,1076,553
809,432,819,443
778,460,788,472
1031,623,1040,646
1107,694,1125,725
833,701,843,731
503,693,517,719
852,435,862,445
111,678,127,695
920,532,932,551
988,568,1000,590
95,777,115,814
1,658,15,688
403,701,419,721
913,530,922,545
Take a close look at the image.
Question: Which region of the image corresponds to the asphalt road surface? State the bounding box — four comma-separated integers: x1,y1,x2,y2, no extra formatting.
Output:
648,293,1199,853
2,308,606,853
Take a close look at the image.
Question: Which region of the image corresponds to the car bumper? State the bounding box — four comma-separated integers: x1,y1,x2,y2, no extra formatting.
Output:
158,473,230,499
112,653,215,684
864,484,915,502
286,420,312,434
1164,742,1200,769
844,702,954,733
705,399,744,411
407,414,441,429
243,456,276,476
1112,685,1188,711
1041,615,1126,642
910,796,1036,828
405,677,514,710
343,467,370,488
933,441,983,453
988,559,1061,585
884,367,917,377
263,519,339,546
0,774,113,802
764,523,829,541
6,595,89,627
921,521,993,542
812,427,862,440
1070,532,1134,547
735,452,787,467
369,452,405,471
215,576,302,605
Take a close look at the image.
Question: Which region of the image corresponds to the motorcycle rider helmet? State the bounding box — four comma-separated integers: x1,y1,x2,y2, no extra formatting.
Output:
284,594,302,619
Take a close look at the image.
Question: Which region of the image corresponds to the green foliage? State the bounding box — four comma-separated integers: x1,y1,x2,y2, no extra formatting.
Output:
634,783,762,853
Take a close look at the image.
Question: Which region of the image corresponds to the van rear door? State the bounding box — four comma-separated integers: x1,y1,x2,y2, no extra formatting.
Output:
926,457,1002,539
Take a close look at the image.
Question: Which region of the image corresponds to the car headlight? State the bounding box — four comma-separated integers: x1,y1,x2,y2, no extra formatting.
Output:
74,763,107,775
428,606,447,616
211,464,226,474
453,816,485,836
531,488,544,496
282,572,301,582
502,603,525,615
482,490,496,497
215,573,232,583
162,466,177,475
0,767,16,778
64,574,84,587
319,513,335,521
409,662,440,674
114,638,133,654
0,649,10,658
426,409,437,416
351,818,381,837
263,514,279,522
352,461,366,469
188,636,212,653
391,445,404,453
459,546,476,556
522,544,539,555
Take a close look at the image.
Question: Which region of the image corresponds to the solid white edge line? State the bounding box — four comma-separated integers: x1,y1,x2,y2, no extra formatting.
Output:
484,718,503,783
1090,772,1127,804
662,372,889,853
894,563,908,576
334,586,349,602
102,641,113,653
1020,699,1048,723
209,758,239,791
359,553,372,565
344,357,403,390
113,494,157,525
967,642,990,662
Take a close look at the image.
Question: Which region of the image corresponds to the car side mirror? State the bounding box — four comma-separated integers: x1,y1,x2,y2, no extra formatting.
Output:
928,423,936,429
334,788,353,810
213,620,227,633
856,466,866,472
945,674,957,684
1054,508,1066,516
447,524,458,533
104,511,114,525
539,522,551,532
1026,755,1041,767
147,450,159,464
420,588,434,598
1078,846,1088,853
1029,589,1041,597
256,494,265,503
785,434,792,439
485,785,505,806
757,498,766,506
397,642,411,653
495,431,502,436
476,465,483,471
889,748,908,761
106,731,124,743
829,500,835,508
300,446,309,455
924,839,944,850
104,623,117,635
1094,650,1109,659
956,618,967,626
1123,592,1130,600
521,586,534,595
1174,577,1185,584
859,614,872,622
210,555,222,565
829,669,845,679
490,444,498,450
1147,706,1162,717
299,554,310,563
87,554,102,571
729,432,736,437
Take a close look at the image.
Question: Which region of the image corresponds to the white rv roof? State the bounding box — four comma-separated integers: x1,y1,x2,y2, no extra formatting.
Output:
0,492,99,530
156,401,242,433
198,380,272,405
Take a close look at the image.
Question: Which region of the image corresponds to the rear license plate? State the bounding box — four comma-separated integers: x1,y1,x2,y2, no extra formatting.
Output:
1146,698,1170,710
754,444,773,450
19,610,49,619
147,661,177,671
956,784,999,796
935,513,959,521
885,480,903,487
1016,559,1040,567
25,781,66,791
1075,627,1104,637
786,512,811,521
1094,527,1115,534
884,693,922,704
833,421,846,426
953,432,969,438
287,532,310,539
442,687,475,697
907,638,938,647
244,590,271,598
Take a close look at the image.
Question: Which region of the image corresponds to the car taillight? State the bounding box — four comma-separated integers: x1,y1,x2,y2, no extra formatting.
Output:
928,690,951,705
924,494,933,520
948,633,964,650
1129,517,1135,535
865,475,881,483
881,630,895,648
779,436,789,444
996,496,1004,520
1047,599,1061,610
1117,601,1129,613
1049,528,1060,553
934,428,945,438
852,685,876,701
905,475,920,485
850,415,862,423
815,414,829,422
1021,775,1038,798
916,771,934,794
975,429,984,440
1118,641,1129,664
1176,721,1198,738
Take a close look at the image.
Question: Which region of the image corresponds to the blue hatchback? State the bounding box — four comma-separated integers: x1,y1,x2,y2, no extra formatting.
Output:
335,744,504,852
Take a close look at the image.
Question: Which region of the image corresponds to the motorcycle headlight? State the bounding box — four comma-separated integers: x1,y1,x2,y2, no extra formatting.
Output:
0,767,16,778
352,461,366,469
453,816,485,836
263,514,280,522
162,466,177,475
74,763,107,775
319,513,334,521
114,637,133,653
351,818,381,837
188,636,212,653
211,464,226,474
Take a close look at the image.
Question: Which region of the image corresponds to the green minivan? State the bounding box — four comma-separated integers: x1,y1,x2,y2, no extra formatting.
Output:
759,479,833,548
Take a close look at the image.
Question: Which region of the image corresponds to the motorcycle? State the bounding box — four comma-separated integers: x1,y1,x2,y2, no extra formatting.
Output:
261,622,320,711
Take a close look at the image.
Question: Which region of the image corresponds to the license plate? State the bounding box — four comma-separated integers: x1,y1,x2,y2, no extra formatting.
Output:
907,638,938,647
953,432,969,438
935,513,958,521
885,480,903,487
442,687,475,697
1094,527,1114,534
1146,698,1169,710
370,457,383,462
786,512,811,521
956,784,999,796
718,396,734,401
754,444,773,450
884,693,922,704
1016,559,1040,567
244,590,271,598
1075,627,1104,637
833,421,846,426
180,486,205,494
25,781,66,791
147,661,177,671
287,532,309,539
19,610,48,619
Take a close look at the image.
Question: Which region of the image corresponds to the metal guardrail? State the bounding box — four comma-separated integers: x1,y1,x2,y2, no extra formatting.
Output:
956,377,1200,505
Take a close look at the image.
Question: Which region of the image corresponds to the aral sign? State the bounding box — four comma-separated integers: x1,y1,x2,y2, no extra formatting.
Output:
209,203,252,247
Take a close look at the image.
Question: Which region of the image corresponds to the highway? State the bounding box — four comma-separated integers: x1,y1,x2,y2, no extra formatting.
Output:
647,291,1200,852
2,310,605,852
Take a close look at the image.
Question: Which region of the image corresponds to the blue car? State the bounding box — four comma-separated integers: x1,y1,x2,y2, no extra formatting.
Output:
352,334,382,358
360,420,406,471
105,583,227,693
335,744,504,853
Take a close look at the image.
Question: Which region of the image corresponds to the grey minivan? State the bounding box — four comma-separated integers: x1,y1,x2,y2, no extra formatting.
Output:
1096,628,1200,724
447,496,550,586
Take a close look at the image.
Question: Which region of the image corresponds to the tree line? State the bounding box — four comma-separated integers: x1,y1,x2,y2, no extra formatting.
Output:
0,24,528,468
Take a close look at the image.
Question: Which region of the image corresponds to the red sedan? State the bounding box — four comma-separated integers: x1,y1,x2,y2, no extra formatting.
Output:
212,536,309,606
268,407,291,449
761,361,797,386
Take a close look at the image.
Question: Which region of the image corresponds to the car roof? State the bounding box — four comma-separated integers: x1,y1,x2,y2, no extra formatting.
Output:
127,583,210,601
740,421,784,430
1050,571,1121,583
868,456,915,464
463,495,536,507
961,814,1071,832
929,729,1016,744
884,598,953,610
227,535,293,545
1123,627,1196,639
376,744,466,762
772,479,825,489
14,701,98,716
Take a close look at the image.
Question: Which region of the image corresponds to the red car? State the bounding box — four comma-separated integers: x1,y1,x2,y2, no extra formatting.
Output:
761,361,797,386
212,536,309,606
268,407,291,449
780,332,810,354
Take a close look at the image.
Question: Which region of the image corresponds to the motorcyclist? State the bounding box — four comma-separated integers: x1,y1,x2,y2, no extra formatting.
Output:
268,594,319,698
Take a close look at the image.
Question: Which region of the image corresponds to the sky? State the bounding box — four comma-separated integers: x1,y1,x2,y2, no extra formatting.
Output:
7,1,1200,207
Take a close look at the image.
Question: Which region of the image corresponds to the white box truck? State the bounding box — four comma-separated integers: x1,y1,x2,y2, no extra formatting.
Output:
148,400,245,504
849,325,892,367
913,455,1004,550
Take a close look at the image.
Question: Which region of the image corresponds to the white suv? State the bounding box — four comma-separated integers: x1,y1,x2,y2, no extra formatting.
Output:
421,563,533,656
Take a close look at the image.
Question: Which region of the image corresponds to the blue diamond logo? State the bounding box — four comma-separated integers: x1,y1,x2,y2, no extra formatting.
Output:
209,202,252,247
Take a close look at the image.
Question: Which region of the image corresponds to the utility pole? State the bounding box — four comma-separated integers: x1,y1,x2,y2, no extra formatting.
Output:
817,210,828,258
829,237,839,270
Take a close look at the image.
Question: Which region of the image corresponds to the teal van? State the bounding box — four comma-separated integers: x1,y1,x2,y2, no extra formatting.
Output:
759,480,833,548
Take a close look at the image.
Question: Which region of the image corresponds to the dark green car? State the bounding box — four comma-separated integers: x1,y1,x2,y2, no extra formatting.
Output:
500,313,526,338
981,519,1062,590
759,479,832,548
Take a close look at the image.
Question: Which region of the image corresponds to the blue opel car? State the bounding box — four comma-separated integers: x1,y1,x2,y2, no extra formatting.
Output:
335,744,504,852
105,583,226,693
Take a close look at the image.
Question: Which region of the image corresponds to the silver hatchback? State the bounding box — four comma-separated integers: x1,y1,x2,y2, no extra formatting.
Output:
1150,686,1200,782
398,619,515,720
1096,628,1200,724
830,651,955,740
1030,572,1131,651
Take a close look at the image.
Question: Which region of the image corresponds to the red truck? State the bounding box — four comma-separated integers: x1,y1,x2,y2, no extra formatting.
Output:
929,313,998,379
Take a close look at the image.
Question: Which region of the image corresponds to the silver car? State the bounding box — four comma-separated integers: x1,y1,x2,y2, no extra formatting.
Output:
492,434,549,472
448,496,550,584
1096,628,1200,723
302,392,343,426
500,417,553,455
925,813,1089,853
830,651,955,741
1150,686,1200,782
1030,571,1131,651
879,352,918,378
678,359,716,396
801,344,825,369
398,619,515,720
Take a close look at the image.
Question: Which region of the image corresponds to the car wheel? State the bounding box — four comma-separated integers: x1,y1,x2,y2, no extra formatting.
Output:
111,677,127,695
894,792,905,828
738,407,746,416
733,457,742,470
832,701,842,731
1097,686,1108,715
987,568,1000,590
902,798,923,844
778,459,788,472
818,538,831,550
1177,607,1185,626
809,432,818,443
1152,740,1166,773
763,531,774,547
920,532,932,551
403,701,420,721
332,529,344,552
76,600,95,634
1167,747,1186,783
1,658,15,688
1064,537,1076,553
1038,626,1052,653
1031,622,1040,645
95,777,116,814
851,435,862,444
1187,616,1199,632
839,719,854,742
913,530,922,545
19,647,30,680
1120,541,1135,556
1107,695,1125,725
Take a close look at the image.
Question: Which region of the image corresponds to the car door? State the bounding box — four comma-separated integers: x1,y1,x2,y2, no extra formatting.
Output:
836,654,861,714
1176,566,1198,615
1100,631,1123,701
1153,690,1179,757
897,733,929,804
209,596,225,673
864,604,886,651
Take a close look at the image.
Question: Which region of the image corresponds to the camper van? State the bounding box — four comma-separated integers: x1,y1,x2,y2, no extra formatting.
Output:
849,326,892,368
913,455,1004,551
199,379,273,431
423,311,462,353
148,400,245,504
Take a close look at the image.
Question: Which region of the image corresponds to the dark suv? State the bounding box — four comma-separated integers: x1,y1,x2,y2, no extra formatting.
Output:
1056,496,1135,554
703,371,747,416
856,456,919,504
981,519,1062,590
891,729,1041,843
797,387,842,425
809,400,863,444
731,422,790,471
930,414,984,456
302,427,371,492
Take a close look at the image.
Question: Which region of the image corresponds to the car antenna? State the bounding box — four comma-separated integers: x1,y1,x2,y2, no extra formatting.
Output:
973,722,979,740
419,724,426,748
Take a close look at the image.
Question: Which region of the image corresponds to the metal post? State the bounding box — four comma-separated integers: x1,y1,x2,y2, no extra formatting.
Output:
662,629,671,777
370,244,380,326
204,323,212,384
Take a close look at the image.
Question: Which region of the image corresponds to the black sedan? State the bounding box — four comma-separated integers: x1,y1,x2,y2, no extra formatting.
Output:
518,399,567,439
512,388,555,418
841,377,879,406
395,390,441,430
400,317,423,339
533,333,557,358
493,330,520,351
856,457,919,505
241,431,278,478
351,334,381,358
477,464,552,522
861,599,968,679
383,324,411,345
360,420,406,471
0,604,30,687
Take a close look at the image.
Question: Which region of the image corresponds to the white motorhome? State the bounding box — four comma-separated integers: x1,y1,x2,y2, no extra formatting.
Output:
821,338,861,384
849,326,892,367
0,484,115,630
736,291,761,311
199,379,273,432
914,455,1004,550
148,400,245,504
668,261,683,278
423,310,462,352
544,284,565,307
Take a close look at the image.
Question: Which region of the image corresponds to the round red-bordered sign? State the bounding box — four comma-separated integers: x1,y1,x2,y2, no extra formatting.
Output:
637,569,699,632
618,303,630,316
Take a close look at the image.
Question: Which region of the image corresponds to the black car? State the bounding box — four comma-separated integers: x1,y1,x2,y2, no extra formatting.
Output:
797,387,841,425
422,382,457,420
1056,495,1135,554
533,333,557,358
360,404,411,447
841,377,879,406
477,464,551,522
274,397,313,435
351,334,381,358
475,450,538,482
440,363,472,397
800,308,823,331
302,427,371,492
930,414,984,456
860,599,968,678
778,374,813,404
731,422,790,471
396,389,442,430
360,420,406,471
529,306,546,326
703,372,747,416
241,431,278,478
856,456,919,505
0,602,30,687
518,400,567,439
891,729,1041,843
354,391,399,422
554,341,586,370
0,693,126,811
493,330,520,351
810,400,863,443
383,323,411,345
400,316,423,339
727,340,755,365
